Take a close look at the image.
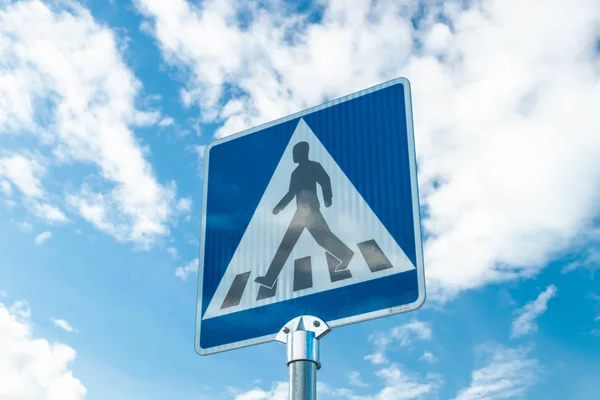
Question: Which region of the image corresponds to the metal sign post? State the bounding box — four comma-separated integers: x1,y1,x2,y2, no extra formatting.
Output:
276,316,331,400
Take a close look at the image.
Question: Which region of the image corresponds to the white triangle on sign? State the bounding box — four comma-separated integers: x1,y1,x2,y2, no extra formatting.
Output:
202,119,415,320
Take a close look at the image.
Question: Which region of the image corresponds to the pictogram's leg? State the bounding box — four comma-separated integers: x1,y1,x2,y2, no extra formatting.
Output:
306,211,354,272
255,216,305,289
326,252,352,282
257,280,278,300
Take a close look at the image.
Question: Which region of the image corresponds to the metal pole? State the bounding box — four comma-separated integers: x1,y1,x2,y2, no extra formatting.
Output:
276,316,331,400
289,361,316,399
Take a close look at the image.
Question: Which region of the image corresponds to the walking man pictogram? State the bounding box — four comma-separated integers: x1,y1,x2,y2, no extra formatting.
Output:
254,141,355,289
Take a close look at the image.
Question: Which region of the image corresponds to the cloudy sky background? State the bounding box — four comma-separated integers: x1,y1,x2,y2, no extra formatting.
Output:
1,0,599,399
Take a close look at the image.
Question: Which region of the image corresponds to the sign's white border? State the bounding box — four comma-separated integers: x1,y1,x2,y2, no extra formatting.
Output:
195,77,426,356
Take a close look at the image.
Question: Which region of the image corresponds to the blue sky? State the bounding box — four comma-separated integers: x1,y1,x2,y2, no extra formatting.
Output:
1,0,599,399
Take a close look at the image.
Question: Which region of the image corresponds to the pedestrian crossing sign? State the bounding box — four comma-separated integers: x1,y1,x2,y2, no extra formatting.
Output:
195,77,425,355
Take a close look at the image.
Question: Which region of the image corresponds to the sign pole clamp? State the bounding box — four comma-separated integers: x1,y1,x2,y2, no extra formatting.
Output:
276,316,331,400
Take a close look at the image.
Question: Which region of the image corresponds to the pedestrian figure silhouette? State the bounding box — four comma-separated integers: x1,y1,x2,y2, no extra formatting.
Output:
254,141,355,289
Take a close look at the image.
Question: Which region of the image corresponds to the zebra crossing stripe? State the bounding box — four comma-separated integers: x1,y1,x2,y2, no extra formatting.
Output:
357,239,394,273
220,239,394,309
293,256,313,291
220,272,251,309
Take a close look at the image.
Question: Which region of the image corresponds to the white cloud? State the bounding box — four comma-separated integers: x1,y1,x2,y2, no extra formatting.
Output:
3,198,17,208
137,0,600,298
134,110,161,126
30,201,69,224
66,181,176,248
0,0,183,248
176,197,192,214
237,366,440,400
8,300,30,318
0,301,86,399
348,371,369,388
366,321,432,365
364,351,387,366
367,364,441,400
321,365,442,400
52,318,76,333
136,0,416,138
454,345,540,400
0,153,69,225
562,248,600,278
191,118,202,136
419,351,439,364
167,247,178,259
194,145,207,160
233,382,287,400
34,231,52,245
0,154,45,198
316,383,355,398
390,321,433,346
19,221,33,232
0,179,11,196
158,116,175,127
175,258,199,281
192,144,207,175
511,284,557,338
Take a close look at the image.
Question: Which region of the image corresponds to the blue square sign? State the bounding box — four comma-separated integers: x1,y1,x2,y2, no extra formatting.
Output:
195,77,425,355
